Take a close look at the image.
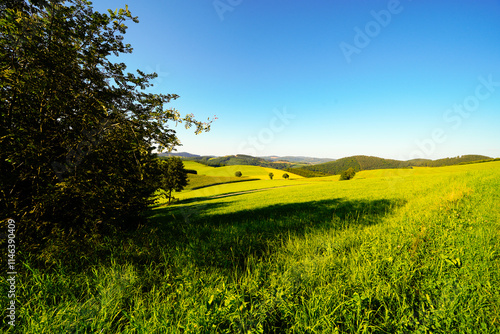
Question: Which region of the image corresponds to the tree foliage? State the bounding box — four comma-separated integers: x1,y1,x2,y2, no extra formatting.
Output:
0,0,211,247
285,168,328,178
300,157,360,175
269,172,274,180
282,173,289,180
235,171,242,177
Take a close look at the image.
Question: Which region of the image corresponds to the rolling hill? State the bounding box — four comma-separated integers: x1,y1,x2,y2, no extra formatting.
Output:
160,152,496,177
185,154,294,170
260,156,335,164
160,152,334,165
182,161,303,180
179,161,305,194
158,151,204,158
298,154,493,175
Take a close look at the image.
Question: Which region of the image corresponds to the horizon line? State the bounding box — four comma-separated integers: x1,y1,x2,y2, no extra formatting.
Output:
158,151,498,161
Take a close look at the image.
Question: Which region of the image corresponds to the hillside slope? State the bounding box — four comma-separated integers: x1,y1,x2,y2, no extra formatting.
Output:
183,161,304,180
261,156,335,164
187,154,293,170
299,154,493,175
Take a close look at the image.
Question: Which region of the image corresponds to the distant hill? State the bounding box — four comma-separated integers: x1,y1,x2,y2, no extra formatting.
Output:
299,155,493,175
160,153,335,166
284,168,329,178
158,153,494,176
158,152,203,158
422,155,493,167
186,154,294,170
261,156,335,165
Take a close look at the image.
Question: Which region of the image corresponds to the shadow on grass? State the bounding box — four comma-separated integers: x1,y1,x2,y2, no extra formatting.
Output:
147,197,406,271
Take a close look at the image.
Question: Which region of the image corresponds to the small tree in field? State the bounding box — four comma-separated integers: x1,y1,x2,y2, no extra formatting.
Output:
269,172,274,180
339,167,356,181
158,158,188,204
235,171,242,177
282,173,289,180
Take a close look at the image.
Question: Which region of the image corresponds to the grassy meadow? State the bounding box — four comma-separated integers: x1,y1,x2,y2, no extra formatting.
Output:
2,161,500,333
183,161,305,180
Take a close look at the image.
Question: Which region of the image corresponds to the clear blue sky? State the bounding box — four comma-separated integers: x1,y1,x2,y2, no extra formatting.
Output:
93,0,500,160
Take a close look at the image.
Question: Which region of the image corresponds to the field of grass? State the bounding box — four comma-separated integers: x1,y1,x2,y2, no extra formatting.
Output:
183,161,304,180
2,161,500,332
169,161,308,203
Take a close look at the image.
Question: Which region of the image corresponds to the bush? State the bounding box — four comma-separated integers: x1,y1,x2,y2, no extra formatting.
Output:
235,171,242,177
283,173,289,180
339,168,356,181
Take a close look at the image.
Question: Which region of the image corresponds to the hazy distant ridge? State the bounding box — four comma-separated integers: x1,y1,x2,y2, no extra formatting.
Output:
159,153,334,166
261,156,335,164
158,152,202,158
158,153,494,174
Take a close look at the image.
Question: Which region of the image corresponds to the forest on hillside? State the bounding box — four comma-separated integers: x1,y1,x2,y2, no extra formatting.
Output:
187,154,293,170
299,155,493,175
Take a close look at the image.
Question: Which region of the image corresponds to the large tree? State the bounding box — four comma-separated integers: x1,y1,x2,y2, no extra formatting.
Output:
0,0,211,245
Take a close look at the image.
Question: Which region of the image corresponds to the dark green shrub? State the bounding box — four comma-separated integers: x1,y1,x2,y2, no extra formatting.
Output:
339,168,356,181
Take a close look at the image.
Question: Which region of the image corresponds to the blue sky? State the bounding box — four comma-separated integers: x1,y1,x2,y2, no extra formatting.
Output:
93,0,500,159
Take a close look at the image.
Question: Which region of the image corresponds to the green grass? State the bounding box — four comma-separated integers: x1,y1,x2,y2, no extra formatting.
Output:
163,160,307,204
2,162,500,333
183,160,304,180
